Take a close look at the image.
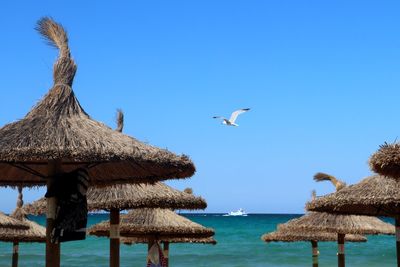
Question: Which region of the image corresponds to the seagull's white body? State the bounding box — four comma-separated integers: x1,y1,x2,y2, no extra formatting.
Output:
213,108,250,126
222,119,238,127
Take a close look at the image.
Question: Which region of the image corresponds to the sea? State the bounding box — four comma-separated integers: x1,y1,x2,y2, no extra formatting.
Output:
0,214,396,267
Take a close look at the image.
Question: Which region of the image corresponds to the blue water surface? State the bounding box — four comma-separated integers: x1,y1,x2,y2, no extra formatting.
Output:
0,214,395,267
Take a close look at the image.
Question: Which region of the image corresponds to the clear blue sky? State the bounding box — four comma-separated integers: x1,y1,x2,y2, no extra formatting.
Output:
0,1,399,213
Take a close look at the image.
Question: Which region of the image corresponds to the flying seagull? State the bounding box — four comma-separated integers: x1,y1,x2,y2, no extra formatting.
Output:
213,108,250,126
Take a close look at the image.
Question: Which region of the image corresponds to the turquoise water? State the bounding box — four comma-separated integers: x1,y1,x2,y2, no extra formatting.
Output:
0,214,396,266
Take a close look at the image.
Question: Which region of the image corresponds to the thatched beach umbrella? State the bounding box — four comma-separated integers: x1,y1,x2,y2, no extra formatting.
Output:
369,143,400,267
281,211,395,235
290,173,395,267
0,18,195,267
88,183,206,212
370,142,400,179
0,25,195,186
306,175,400,217
88,208,215,266
0,213,29,267
24,183,207,215
88,208,215,239
307,174,400,266
3,187,46,267
0,213,28,230
261,225,367,267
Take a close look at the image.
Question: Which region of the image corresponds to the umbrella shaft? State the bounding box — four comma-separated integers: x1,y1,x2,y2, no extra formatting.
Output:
337,234,345,267
12,242,19,267
396,218,400,267
46,161,61,267
311,241,318,267
164,242,169,267
110,208,120,267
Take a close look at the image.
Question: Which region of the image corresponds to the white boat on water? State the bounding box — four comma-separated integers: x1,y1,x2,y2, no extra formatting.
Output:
224,208,248,216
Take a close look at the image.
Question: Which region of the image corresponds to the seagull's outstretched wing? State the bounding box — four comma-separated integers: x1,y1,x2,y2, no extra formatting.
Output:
213,116,230,125
213,116,225,120
229,108,250,123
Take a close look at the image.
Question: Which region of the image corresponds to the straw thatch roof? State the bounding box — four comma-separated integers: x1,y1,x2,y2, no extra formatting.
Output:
24,182,207,215
21,198,46,216
370,142,400,179
88,183,206,211
0,219,46,243
279,212,395,235
0,212,28,230
121,236,217,245
261,227,367,243
306,175,400,217
88,208,215,238
0,17,195,187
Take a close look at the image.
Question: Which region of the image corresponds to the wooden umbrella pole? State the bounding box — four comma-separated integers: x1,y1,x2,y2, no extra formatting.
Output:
110,208,120,267
163,242,169,267
311,240,318,267
46,160,61,267
337,233,345,267
12,241,19,267
396,217,400,267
